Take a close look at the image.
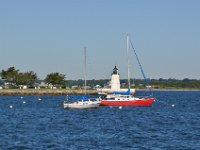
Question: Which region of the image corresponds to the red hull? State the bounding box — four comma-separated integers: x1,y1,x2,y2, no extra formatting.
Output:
100,98,155,106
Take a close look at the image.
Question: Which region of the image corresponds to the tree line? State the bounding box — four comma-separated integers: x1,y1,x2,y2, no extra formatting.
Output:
0,67,65,88
56,78,200,89
1,67,200,89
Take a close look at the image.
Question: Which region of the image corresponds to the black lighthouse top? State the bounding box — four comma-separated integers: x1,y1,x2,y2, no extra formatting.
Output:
112,66,119,75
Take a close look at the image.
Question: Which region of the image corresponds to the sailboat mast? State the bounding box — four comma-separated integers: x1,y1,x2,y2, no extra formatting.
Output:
127,34,131,89
84,47,87,95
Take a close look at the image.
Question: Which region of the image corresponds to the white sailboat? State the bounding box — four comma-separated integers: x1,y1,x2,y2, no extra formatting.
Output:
63,48,100,109
63,95,100,109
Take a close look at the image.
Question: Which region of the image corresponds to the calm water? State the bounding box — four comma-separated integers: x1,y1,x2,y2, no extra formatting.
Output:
0,91,200,150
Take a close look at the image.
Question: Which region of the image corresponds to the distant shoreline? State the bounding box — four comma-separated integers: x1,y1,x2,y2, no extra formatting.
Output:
138,89,200,92
0,89,98,96
0,88,199,96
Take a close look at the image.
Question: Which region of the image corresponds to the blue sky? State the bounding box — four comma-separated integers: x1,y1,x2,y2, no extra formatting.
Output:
0,0,200,80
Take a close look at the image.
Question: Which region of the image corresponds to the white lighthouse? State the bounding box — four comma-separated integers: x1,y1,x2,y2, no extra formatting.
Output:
97,65,135,94
111,66,120,91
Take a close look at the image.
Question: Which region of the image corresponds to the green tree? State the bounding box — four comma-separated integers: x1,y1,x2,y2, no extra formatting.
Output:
0,67,38,87
45,72,66,87
0,67,19,83
15,71,38,86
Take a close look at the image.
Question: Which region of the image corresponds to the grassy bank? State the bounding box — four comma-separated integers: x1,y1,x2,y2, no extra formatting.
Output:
0,89,98,96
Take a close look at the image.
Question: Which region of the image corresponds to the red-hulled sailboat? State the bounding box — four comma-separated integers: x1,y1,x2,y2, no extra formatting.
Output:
99,35,155,106
99,91,155,106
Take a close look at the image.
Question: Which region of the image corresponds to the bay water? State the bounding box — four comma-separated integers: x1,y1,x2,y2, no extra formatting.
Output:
0,91,200,149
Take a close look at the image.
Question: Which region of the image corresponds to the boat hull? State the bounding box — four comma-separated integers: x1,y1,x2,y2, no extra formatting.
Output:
100,98,155,106
63,101,100,109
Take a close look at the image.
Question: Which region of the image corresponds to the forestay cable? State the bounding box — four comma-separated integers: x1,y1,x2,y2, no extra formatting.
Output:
129,40,149,85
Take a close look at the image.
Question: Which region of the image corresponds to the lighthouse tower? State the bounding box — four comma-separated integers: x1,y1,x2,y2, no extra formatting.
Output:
97,65,135,94
111,66,120,91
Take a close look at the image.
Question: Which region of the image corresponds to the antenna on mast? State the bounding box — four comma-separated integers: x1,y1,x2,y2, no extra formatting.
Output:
127,34,131,89
84,47,87,95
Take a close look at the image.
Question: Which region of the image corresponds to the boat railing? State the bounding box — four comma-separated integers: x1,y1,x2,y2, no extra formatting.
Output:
135,95,154,99
64,95,99,103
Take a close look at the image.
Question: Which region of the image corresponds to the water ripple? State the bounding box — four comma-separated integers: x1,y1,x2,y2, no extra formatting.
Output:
0,92,200,149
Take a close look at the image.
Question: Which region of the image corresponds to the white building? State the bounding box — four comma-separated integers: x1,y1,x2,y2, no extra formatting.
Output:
97,66,135,94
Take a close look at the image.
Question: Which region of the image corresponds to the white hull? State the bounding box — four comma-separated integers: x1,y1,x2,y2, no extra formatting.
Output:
63,100,100,109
